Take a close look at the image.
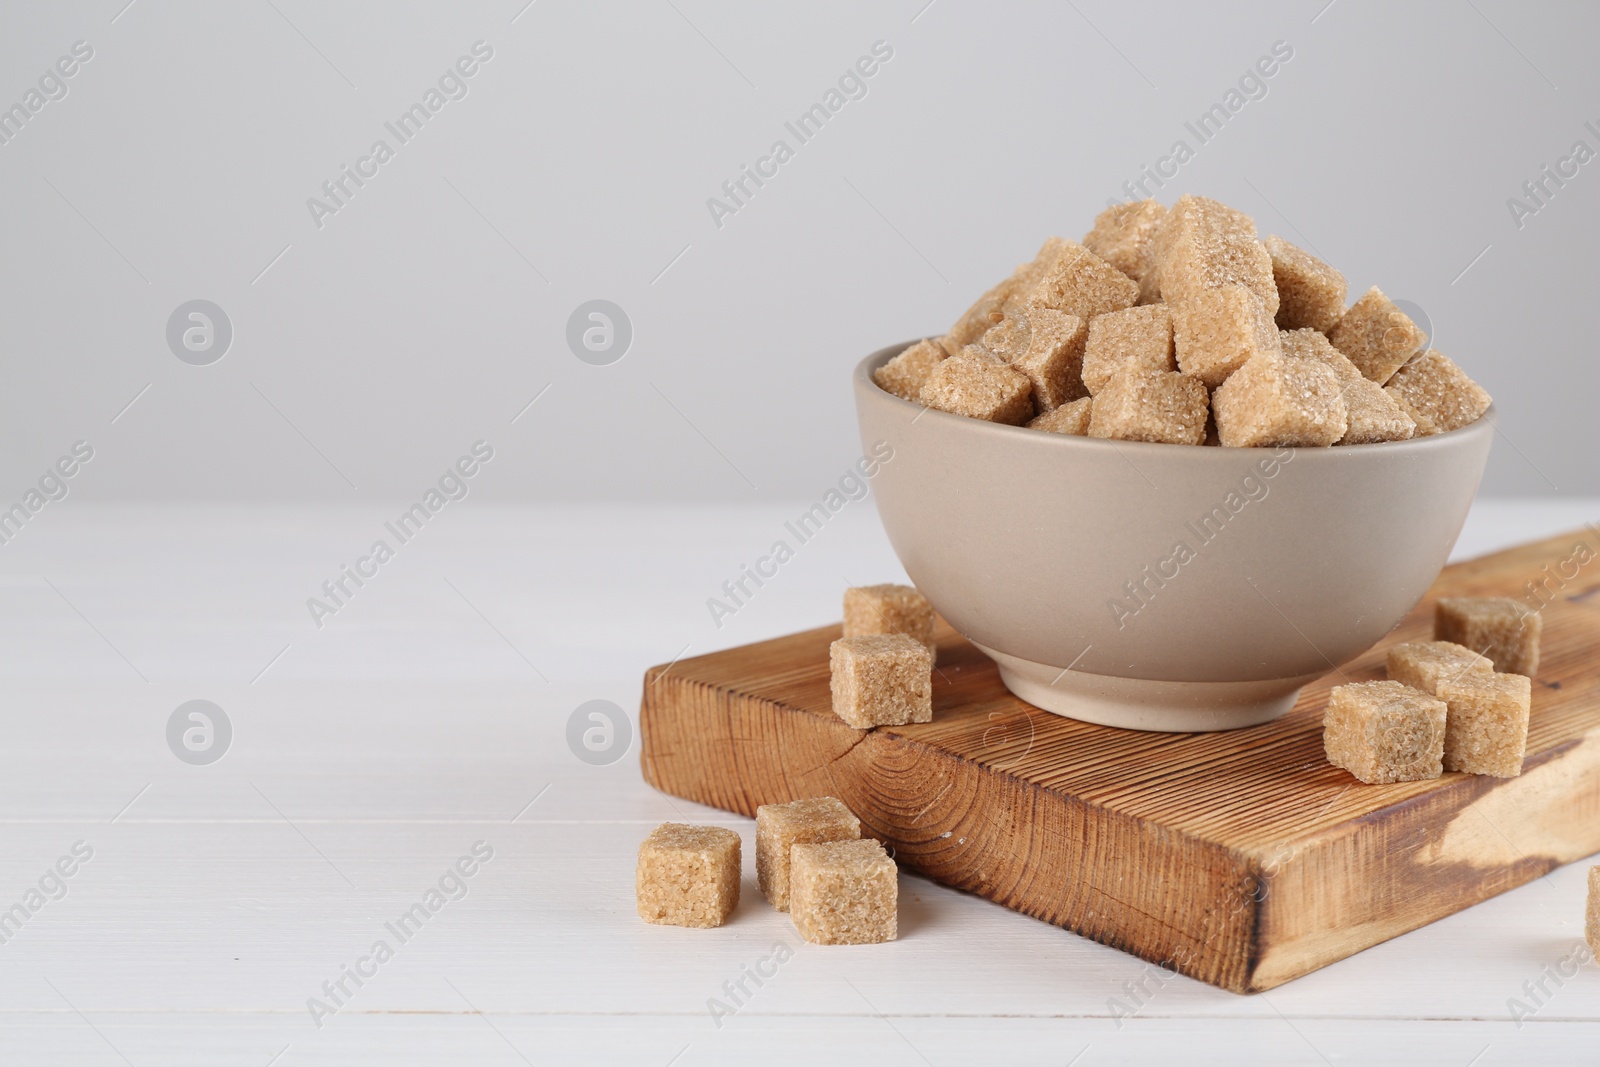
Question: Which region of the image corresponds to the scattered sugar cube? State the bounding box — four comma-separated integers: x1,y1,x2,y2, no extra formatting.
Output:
1082,305,1174,395
1323,680,1447,784
1438,671,1531,778
790,839,898,945
918,349,1034,425
1212,350,1348,447
829,634,933,729
1327,286,1427,384
1338,376,1416,444
1083,199,1167,282
636,823,742,928
1172,286,1282,387
1383,349,1492,435
756,797,861,911
1264,235,1347,333
1020,239,1139,320
873,339,945,402
1087,368,1208,445
1387,640,1494,696
981,308,1088,410
1436,597,1542,677
843,584,935,653
1157,195,1279,317
1279,328,1360,381
1588,868,1600,955
1028,396,1093,435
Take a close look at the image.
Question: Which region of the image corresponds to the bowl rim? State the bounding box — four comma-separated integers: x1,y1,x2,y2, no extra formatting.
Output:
855,339,1497,458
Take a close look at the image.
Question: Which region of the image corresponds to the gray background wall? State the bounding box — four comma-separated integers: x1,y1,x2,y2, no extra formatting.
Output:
0,0,1593,502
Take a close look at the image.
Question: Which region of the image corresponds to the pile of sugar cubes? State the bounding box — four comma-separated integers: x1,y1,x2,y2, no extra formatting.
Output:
635,798,896,944
873,194,1492,447
1323,597,1542,784
635,584,939,941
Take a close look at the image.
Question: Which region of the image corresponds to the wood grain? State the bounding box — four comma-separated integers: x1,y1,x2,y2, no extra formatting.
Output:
640,528,1600,993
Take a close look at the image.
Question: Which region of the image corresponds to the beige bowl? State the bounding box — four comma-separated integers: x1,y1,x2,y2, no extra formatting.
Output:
854,341,1495,732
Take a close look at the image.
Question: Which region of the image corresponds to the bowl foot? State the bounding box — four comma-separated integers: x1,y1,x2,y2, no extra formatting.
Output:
974,642,1321,733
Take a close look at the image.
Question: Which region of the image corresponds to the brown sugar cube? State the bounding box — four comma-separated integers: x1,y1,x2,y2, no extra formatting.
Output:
1016,236,1076,292
1010,309,1089,410
1383,349,1492,435
1148,193,1221,263
789,839,897,945
1082,305,1174,395
1264,235,1347,333
1436,597,1542,677
1438,671,1531,778
1386,640,1494,696
1212,350,1348,448
1087,368,1208,446
918,349,1034,425
635,823,741,928
872,339,945,402
1004,234,1130,318
972,313,1028,362
1171,285,1282,387
1153,193,1257,253
942,265,1028,353
1019,239,1139,320
843,583,935,653
1337,376,1416,444
829,634,933,729
1156,195,1279,317
756,797,861,911
1083,199,1167,282
980,309,1088,410
1322,680,1447,784
986,238,1077,323
1279,328,1360,381
1028,396,1093,435
1326,286,1427,384
1588,867,1600,955
1012,331,1087,410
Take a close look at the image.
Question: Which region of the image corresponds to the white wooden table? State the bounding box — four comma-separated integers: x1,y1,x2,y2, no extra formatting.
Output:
2,499,1597,1065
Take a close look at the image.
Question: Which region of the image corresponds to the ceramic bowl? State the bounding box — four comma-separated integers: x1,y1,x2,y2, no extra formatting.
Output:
854,341,1495,731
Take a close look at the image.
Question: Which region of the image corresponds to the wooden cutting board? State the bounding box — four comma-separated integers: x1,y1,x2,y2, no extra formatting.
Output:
638,529,1600,993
